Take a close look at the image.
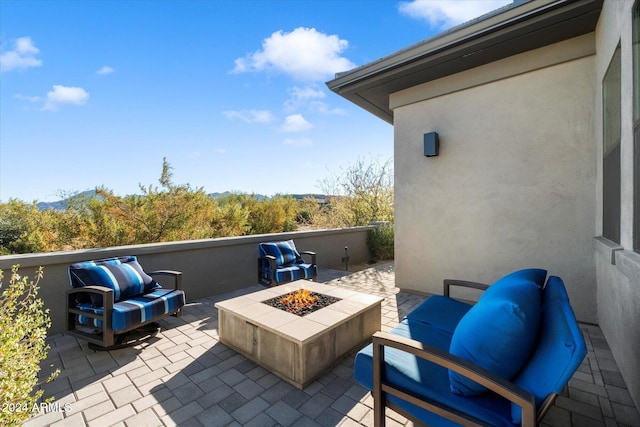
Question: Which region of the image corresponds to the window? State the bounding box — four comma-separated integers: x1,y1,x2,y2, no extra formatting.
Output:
603,45,621,243
634,1,640,251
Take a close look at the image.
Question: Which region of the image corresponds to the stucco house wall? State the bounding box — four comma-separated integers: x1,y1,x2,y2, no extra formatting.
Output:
391,36,598,323
593,0,640,409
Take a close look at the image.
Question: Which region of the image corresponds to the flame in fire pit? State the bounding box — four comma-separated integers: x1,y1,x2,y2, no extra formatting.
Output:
262,289,341,316
279,289,318,314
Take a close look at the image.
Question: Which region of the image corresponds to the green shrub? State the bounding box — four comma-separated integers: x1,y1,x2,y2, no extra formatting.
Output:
0,266,58,426
367,223,394,261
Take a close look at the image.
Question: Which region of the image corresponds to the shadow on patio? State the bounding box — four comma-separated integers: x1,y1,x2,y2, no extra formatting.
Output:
27,264,640,426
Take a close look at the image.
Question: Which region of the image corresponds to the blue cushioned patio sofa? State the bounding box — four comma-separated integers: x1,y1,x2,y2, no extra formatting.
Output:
67,256,185,349
354,269,587,427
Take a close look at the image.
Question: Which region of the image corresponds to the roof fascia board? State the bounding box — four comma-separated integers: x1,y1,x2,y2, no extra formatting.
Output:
327,0,562,91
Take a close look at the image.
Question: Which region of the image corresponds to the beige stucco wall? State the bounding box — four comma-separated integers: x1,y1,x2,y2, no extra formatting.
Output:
594,0,640,409
391,37,597,323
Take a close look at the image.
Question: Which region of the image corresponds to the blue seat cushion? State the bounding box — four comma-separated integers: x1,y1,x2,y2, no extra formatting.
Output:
259,240,304,267
354,319,514,427
76,288,185,332
404,295,472,334
69,256,159,303
448,270,542,396
510,276,587,424
273,263,316,283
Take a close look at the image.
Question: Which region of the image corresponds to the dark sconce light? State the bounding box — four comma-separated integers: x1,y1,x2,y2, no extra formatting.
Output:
424,132,439,157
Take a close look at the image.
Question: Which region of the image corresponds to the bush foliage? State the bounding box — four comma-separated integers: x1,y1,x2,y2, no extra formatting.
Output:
317,157,394,228
367,223,395,261
0,157,395,255
0,266,58,426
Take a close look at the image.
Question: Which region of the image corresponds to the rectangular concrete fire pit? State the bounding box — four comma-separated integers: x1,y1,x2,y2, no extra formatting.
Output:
215,280,383,389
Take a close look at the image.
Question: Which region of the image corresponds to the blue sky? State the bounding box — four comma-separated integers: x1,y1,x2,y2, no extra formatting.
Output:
0,0,510,203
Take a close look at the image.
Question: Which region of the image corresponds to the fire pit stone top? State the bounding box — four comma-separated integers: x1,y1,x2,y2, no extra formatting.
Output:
215,280,383,344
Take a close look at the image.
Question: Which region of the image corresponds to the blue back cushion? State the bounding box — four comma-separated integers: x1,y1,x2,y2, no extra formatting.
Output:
510,276,587,424
448,269,544,396
69,256,159,304
259,240,303,267
482,268,547,298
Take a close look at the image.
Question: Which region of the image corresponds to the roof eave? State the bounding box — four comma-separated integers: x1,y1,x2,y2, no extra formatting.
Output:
326,0,604,124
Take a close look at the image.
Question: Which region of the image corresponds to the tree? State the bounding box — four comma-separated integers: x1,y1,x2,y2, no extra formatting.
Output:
247,195,299,234
210,193,249,237
85,158,218,246
0,200,32,255
318,156,394,227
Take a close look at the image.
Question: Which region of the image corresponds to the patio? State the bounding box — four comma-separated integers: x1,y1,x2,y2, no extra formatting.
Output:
28,263,639,427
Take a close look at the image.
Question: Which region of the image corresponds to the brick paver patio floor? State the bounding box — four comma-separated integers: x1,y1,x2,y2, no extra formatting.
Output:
27,263,640,426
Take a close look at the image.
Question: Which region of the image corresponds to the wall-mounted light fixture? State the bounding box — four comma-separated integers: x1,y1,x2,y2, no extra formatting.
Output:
424,132,439,157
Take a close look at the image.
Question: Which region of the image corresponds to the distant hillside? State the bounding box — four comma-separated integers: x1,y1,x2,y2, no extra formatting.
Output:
36,190,99,211
290,194,328,203
209,191,266,201
210,192,326,203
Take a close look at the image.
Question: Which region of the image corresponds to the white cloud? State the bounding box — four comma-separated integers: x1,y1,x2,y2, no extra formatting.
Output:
43,85,90,111
281,114,313,133
223,109,276,124
231,27,356,81
14,93,42,103
311,102,347,115
283,85,345,115
0,36,42,72
283,137,313,147
398,0,512,30
284,85,326,111
97,66,115,75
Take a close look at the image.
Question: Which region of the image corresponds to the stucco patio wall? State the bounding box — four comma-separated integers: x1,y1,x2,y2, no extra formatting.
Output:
390,34,598,323
0,226,373,336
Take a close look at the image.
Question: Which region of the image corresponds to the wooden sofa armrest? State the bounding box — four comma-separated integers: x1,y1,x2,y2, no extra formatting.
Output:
149,270,183,290
66,285,116,347
67,285,115,310
257,255,279,286
372,331,536,427
443,279,489,297
300,250,316,265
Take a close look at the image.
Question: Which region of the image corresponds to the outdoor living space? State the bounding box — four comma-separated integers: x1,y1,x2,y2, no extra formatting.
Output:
27,263,640,427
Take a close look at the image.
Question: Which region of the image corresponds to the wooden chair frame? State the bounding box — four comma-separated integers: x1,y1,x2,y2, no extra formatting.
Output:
371,279,558,427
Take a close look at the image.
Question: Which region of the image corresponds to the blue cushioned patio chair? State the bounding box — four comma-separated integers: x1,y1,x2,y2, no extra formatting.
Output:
354,269,587,427
258,240,317,286
67,255,185,350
